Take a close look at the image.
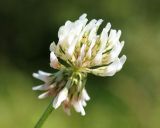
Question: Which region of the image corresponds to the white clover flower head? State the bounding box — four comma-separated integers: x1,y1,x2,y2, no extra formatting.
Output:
33,13,126,116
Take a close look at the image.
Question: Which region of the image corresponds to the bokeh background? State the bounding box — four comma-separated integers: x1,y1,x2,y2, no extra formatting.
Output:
0,0,160,128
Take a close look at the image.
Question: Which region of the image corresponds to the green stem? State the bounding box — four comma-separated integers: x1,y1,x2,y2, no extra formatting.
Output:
34,100,54,128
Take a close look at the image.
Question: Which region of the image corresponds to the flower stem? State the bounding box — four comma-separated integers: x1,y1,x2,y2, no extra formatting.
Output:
34,100,54,128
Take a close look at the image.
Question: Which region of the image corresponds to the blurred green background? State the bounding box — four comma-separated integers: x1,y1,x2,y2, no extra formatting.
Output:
0,0,160,128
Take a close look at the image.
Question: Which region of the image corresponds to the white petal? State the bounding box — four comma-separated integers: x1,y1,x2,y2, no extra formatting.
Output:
104,55,127,76
33,71,51,82
32,83,56,91
67,19,88,56
50,41,56,52
89,55,126,76
81,100,87,107
67,43,76,56
72,101,86,116
38,92,49,99
109,41,124,62
86,36,97,59
108,29,117,45
50,51,59,69
107,30,122,51
58,26,65,42
99,23,111,52
93,53,103,65
117,30,121,40
88,27,97,42
57,14,89,58
82,88,90,101
85,19,97,32
109,29,116,39
118,55,127,70
79,13,87,20
67,30,76,45
38,70,51,76
33,73,39,79
78,19,97,40
53,87,68,109
58,21,72,43
96,19,103,28
32,85,47,91
77,44,86,65
88,19,102,42
105,22,111,32
80,44,86,58
33,73,47,82
100,29,108,49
